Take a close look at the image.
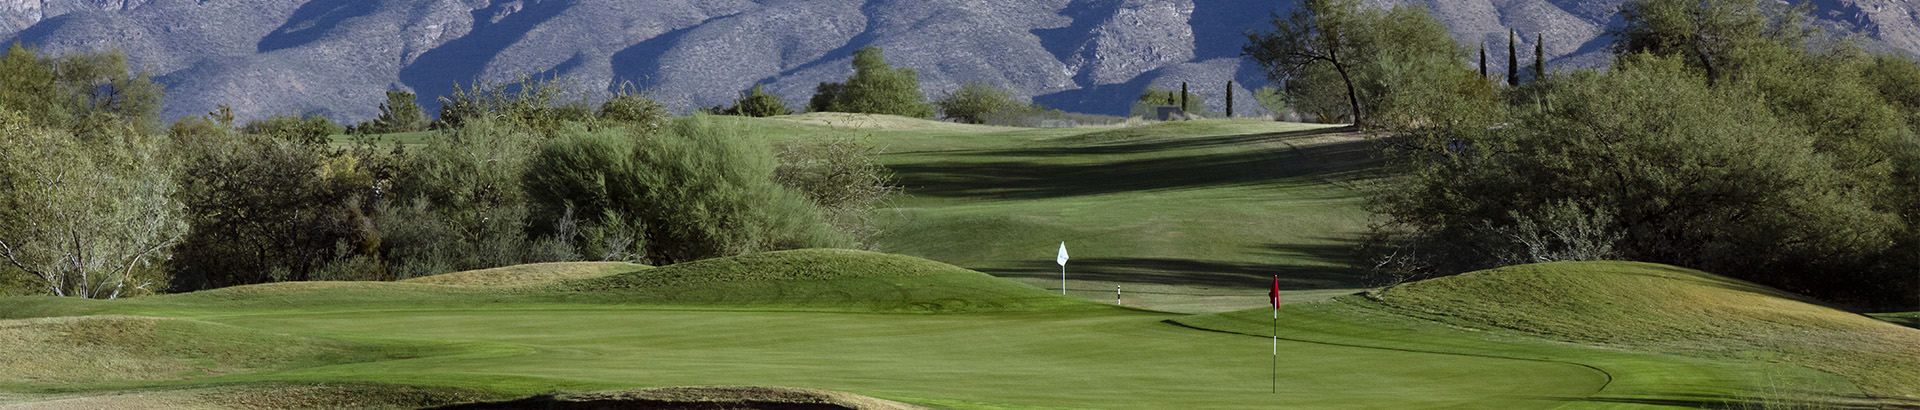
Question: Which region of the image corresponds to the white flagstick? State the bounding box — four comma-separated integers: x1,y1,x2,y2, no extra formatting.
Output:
1273,275,1279,394
1056,242,1069,295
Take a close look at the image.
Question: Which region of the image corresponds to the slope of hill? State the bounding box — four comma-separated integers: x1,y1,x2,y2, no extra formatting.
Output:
1,0,1909,123
1367,261,1920,402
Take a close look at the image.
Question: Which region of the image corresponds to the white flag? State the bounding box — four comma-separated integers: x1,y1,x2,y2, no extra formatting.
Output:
1056,242,1069,266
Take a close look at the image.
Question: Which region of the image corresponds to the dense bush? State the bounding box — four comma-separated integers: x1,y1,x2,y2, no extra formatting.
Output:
714,84,793,117
936,83,1021,124
808,47,935,117
600,83,671,133
243,113,345,144
1361,0,1920,308
774,137,900,248
434,73,596,135
169,122,372,288
526,117,847,265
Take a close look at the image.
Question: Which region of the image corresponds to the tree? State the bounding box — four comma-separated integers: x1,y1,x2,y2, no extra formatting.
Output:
1245,0,1463,129
1508,29,1520,86
1479,44,1487,79
0,43,59,127
169,129,370,287
716,84,794,117
0,109,183,298
936,83,1021,124
364,91,426,134
1609,0,1810,86
1245,0,1367,126
809,47,935,117
1534,34,1546,80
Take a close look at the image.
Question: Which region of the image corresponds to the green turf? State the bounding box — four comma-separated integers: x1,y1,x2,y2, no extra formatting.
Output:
8,116,1910,409
743,115,1373,313
0,251,1619,410
1872,312,1920,329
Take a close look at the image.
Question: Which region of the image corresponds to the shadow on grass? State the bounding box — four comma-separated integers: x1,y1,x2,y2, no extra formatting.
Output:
887,129,1377,200
1570,392,1885,410
982,241,1367,292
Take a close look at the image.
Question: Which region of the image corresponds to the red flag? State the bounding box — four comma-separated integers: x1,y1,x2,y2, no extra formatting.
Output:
1269,276,1280,309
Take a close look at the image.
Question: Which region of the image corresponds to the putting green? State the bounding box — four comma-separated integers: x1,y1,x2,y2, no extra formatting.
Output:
200,307,1607,410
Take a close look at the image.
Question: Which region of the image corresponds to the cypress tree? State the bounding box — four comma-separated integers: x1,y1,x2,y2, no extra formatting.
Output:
1479,44,1488,80
1533,34,1546,81
1226,80,1234,118
1507,29,1519,86
1167,81,1182,112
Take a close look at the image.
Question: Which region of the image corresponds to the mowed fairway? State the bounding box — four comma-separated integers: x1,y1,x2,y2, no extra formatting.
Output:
755,114,1375,312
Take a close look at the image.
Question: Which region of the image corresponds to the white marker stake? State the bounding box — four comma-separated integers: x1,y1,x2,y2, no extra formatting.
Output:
1056,242,1069,295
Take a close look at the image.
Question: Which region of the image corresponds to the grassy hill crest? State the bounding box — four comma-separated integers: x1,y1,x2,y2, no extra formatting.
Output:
1367,261,1920,401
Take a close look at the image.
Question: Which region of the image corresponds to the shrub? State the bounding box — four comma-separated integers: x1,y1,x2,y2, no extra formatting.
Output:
936,83,1021,124
434,73,596,135
243,113,344,145
526,117,846,265
774,137,900,248
169,131,370,288
809,47,935,117
1367,56,1903,303
599,83,671,133
715,84,793,117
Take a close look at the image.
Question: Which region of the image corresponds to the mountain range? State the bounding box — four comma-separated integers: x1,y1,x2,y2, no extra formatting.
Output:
1,0,1913,122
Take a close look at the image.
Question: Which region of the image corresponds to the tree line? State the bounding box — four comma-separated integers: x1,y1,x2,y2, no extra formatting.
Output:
0,45,918,297
1247,0,1920,309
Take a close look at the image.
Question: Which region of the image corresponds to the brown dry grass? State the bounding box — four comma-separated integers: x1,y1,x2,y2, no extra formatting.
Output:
402,262,648,287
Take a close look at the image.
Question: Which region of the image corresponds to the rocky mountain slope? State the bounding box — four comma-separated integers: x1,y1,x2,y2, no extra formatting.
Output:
0,0,1910,122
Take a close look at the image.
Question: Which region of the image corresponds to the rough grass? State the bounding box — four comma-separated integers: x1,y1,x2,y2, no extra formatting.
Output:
1366,261,1920,402
402,262,649,287
0,316,377,386
434,386,935,410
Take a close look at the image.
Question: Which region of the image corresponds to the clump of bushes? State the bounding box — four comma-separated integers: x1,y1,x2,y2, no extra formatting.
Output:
809,47,934,118
935,83,1022,124
712,84,794,117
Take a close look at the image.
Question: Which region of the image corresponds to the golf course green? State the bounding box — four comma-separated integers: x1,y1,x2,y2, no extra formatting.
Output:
3,116,1915,409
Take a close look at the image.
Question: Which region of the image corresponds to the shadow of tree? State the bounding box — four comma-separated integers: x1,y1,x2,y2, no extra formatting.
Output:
887,128,1375,200
982,241,1367,292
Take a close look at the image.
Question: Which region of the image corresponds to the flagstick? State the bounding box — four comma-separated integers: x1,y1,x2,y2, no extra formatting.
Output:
1273,275,1278,394
1061,264,1066,295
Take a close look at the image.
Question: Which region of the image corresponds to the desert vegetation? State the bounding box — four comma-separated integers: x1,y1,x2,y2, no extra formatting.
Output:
1246,0,1920,309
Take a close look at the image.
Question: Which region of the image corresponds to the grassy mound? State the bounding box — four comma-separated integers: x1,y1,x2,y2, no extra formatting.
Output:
434,386,932,410
552,249,1092,312
1370,261,1920,401
0,316,378,386
402,262,649,287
